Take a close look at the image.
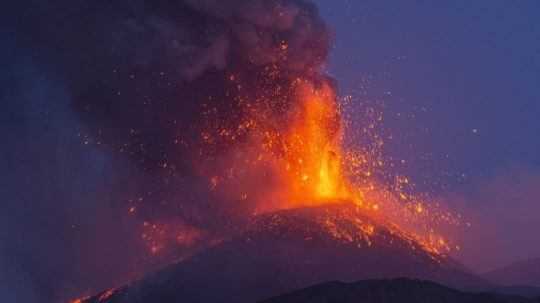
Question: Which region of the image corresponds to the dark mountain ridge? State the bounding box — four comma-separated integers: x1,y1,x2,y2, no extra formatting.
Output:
260,278,540,303
484,258,540,288
80,204,488,303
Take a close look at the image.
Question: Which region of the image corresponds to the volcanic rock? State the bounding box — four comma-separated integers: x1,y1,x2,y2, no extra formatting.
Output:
81,203,488,303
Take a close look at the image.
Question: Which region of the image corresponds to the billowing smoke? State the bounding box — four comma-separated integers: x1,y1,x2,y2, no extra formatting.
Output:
4,0,332,301
64,0,332,226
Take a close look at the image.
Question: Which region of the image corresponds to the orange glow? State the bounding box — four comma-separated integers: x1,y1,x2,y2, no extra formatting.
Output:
240,78,457,256
123,74,461,260
273,80,352,207
190,75,460,257
70,296,89,303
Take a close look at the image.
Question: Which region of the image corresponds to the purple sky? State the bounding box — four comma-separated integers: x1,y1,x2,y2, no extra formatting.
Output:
313,0,540,271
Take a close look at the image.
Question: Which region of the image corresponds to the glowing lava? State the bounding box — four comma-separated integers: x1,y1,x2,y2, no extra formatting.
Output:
276,80,352,206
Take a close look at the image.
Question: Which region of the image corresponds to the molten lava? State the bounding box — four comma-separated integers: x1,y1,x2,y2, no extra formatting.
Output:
274,80,351,206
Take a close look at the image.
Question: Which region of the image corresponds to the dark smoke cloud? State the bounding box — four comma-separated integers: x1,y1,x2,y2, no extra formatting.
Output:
3,0,332,301
63,0,330,224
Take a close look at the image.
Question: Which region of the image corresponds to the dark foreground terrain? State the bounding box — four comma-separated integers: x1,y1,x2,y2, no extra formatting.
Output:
260,278,540,303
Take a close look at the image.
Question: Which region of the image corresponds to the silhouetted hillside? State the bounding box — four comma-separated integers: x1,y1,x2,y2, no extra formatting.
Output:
260,278,540,303
485,258,540,288
81,204,487,303
491,285,540,299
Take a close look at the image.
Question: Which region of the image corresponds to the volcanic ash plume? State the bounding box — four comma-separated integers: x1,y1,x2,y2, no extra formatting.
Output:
66,0,335,227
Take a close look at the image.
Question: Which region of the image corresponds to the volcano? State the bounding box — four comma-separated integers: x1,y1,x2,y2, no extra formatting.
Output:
79,203,486,303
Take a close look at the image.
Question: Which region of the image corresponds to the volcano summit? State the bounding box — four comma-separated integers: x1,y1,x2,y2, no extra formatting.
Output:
80,203,485,303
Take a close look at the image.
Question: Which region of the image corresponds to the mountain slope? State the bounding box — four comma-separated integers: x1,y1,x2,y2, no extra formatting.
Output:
260,278,539,303
81,204,487,303
491,285,540,299
484,258,540,288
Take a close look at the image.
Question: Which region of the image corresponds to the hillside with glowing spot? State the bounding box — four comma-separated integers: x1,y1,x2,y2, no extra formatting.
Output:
79,203,486,303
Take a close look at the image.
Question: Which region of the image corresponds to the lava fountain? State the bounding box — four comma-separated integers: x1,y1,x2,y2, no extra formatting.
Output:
194,74,458,256
259,79,351,208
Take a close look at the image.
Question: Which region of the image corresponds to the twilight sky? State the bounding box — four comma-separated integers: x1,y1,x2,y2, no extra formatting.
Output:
313,0,540,271
1,1,539,302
